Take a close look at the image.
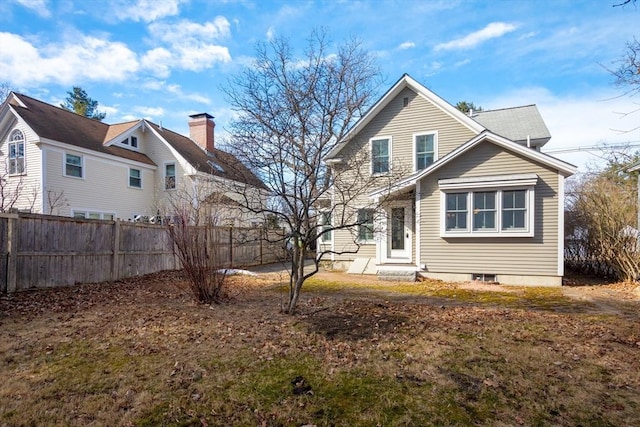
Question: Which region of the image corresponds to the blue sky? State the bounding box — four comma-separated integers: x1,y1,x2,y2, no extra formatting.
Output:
1,0,639,172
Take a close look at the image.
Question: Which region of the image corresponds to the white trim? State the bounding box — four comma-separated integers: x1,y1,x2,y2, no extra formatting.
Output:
128,167,143,189
370,135,392,176
356,207,376,245
325,74,485,160
380,200,412,263
413,131,438,172
72,209,117,220
415,180,421,269
369,131,576,198
38,138,157,170
164,161,177,190
558,175,565,276
439,186,535,238
439,173,538,190
63,152,84,179
102,120,143,146
41,148,46,214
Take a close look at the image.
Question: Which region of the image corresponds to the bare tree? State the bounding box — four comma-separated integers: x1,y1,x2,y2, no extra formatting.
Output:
222,28,396,314
610,37,640,96
164,180,230,304
0,165,25,213
0,82,10,104
46,188,69,215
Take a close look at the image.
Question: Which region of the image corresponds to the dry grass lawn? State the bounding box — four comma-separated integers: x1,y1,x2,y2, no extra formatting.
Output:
1,269,639,426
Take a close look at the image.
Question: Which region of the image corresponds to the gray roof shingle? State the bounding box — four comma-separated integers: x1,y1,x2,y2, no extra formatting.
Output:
472,105,551,146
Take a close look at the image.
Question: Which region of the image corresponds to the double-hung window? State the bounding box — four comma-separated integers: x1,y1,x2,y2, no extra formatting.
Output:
65,153,83,178
440,174,537,237
502,190,527,230
165,163,176,189
415,132,436,171
8,129,25,175
320,211,332,243
129,168,142,188
445,193,468,231
473,192,496,231
357,209,375,242
371,137,390,175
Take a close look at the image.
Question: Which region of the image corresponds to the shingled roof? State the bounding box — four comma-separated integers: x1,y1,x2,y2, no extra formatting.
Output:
7,93,265,189
472,105,551,147
146,122,267,190
9,93,155,165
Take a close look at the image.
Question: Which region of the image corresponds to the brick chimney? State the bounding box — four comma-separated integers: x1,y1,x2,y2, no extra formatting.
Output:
188,113,215,153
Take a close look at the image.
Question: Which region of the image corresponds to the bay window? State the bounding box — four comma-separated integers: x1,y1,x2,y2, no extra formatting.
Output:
440,174,537,237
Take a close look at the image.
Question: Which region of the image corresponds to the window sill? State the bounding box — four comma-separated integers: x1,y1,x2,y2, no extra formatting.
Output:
63,174,84,180
441,229,533,238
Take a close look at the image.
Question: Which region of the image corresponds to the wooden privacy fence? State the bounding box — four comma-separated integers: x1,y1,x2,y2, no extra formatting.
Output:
0,213,287,293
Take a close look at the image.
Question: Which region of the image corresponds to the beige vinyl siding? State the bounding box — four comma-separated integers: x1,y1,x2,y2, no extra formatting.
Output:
0,122,43,213
44,147,156,220
331,87,477,262
419,141,560,277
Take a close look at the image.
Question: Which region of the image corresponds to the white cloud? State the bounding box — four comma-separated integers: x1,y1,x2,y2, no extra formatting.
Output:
100,105,119,117
435,22,518,51
0,32,139,87
398,41,415,50
140,47,172,78
146,17,232,71
266,26,275,41
135,106,164,117
13,0,50,17
112,0,185,23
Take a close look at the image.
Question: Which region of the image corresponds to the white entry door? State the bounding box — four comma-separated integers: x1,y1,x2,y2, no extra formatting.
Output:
387,202,412,261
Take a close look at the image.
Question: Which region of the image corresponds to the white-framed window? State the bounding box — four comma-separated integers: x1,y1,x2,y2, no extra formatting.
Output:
445,192,468,231
64,153,83,178
439,174,537,238
120,136,138,148
319,211,332,243
473,192,496,231
8,129,26,175
370,137,391,175
129,168,142,188
165,163,176,189
73,210,115,220
357,208,375,243
414,132,436,171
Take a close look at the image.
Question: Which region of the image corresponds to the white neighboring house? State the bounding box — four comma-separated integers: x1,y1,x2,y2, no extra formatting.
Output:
0,92,267,224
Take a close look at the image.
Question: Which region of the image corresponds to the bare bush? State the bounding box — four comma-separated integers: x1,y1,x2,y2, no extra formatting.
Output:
566,174,640,281
166,198,229,304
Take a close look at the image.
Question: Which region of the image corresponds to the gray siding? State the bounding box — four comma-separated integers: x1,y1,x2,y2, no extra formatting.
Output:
419,141,560,277
331,87,477,261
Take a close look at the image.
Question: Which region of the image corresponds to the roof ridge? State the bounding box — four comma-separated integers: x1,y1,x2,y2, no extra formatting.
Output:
476,104,537,113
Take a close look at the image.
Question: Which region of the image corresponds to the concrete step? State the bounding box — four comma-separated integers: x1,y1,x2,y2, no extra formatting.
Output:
377,270,417,282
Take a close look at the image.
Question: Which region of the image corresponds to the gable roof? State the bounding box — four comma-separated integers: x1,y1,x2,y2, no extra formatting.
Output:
324,74,486,160
146,122,267,190
369,130,577,198
8,93,155,166
5,92,266,189
472,105,551,147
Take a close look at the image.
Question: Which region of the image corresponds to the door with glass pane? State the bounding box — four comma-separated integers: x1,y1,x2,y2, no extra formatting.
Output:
388,203,412,261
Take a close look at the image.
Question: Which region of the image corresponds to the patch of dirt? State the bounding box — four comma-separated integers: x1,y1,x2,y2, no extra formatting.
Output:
304,300,409,340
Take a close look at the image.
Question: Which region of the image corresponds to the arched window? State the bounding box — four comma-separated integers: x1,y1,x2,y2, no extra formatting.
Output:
8,129,25,175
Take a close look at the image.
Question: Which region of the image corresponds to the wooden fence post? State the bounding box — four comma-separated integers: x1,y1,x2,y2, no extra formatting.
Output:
6,214,18,293
229,226,233,268
260,228,264,265
112,219,120,280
